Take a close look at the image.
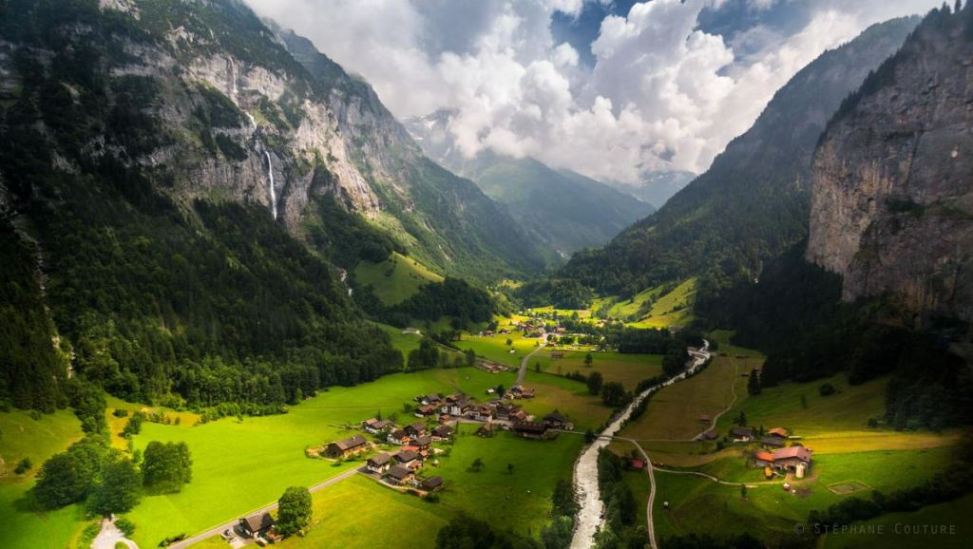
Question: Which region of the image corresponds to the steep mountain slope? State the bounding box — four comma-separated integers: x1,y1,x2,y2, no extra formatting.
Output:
807,5,973,323
0,0,531,409
406,111,654,258
606,170,696,209
558,16,920,297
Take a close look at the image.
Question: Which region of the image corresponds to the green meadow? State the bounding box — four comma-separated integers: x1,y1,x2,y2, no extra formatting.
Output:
532,349,663,390
0,409,87,549
454,324,543,368
1,364,594,549
355,251,443,305
652,446,958,546
822,492,973,548
592,278,697,328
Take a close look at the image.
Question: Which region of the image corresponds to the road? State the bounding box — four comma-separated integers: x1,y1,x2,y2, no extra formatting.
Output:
569,341,710,549
516,333,548,386
169,467,360,549
93,518,138,549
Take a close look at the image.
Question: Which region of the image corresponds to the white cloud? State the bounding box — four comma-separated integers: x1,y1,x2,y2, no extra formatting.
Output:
246,0,940,183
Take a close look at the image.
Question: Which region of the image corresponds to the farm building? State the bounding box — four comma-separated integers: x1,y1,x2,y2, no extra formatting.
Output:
514,422,549,439
240,512,274,538
752,446,812,478
405,422,427,437
324,435,368,458
421,476,444,492
362,418,393,434
413,435,432,450
730,427,754,442
394,449,420,468
543,411,568,429
385,465,415,486
367,453,393,474
767,427,790,438
760,436,785,448
432,424,454,440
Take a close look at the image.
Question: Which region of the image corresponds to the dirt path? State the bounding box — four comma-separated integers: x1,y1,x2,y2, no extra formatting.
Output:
517,333,548,386
168,467,360,549
691,359,740,441
93,518,138,549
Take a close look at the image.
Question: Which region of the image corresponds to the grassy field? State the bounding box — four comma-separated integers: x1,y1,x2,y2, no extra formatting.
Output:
619,354,742,441
652,446,958,546
454,321,543,368
713,373,887,437
531,349,663,390
123,367,522,547
518,369,613,431
355,252,443,305
433,424,584,538
0,408,88,549
591,278,697,329
276,475,448,549
373,322,424,356
0,364,593,549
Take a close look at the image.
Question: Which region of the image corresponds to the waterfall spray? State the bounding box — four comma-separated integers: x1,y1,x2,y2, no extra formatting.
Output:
264,150,278,220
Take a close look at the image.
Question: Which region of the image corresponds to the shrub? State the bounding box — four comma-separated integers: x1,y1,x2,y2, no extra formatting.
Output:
819,383,836,396
14,457,32,474
116,518,136,537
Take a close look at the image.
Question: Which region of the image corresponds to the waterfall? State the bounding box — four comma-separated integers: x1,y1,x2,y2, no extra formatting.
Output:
264,150,278,220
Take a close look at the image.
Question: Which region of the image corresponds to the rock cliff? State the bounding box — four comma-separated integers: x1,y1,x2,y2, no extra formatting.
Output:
807,5,973,322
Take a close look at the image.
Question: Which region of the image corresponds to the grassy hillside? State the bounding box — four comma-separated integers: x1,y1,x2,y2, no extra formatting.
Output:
355,252,444,306
532,349,664,391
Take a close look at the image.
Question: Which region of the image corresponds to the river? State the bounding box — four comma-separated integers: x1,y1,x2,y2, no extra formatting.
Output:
569,340,710,549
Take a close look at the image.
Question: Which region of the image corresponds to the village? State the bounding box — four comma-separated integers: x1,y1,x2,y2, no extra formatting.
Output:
228,386,576,545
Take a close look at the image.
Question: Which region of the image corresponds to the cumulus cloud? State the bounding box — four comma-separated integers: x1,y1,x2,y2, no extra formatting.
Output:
246,0,940,182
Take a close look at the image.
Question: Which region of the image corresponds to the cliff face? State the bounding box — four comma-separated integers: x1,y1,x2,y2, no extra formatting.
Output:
807,5,973,321
555,16,919,295
0,0,541,280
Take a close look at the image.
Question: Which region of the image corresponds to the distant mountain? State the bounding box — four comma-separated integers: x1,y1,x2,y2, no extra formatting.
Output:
607,171,696,209
558,15,920,296
407,111,654,260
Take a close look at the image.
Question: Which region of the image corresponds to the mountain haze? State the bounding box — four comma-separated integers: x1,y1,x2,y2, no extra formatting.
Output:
558,16,921,297
407,111,654,259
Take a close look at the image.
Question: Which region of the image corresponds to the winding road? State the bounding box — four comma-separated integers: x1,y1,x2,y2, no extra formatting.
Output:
516,333,548,386
569,341,710,549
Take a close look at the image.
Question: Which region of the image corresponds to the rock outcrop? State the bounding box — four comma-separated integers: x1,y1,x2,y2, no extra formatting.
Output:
807,5,973,322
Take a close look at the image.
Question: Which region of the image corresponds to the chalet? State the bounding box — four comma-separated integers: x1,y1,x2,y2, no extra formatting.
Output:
474,405,494,422
367,453,393,474
510,409,529,422
405,422,427,438
388,429,409,445
514,421,549,439
240,512,274,538
363,418,393,434
698,430,718,441
385,465,415,486
416,404,439,417
432,425,454,440
730,427,754,442
445,398,474,417
767,427,790,439
394,449,420,468
543,411,568,429
509,385,535,399
753,451,775,467
772,446,812,477
420,393,443,406
760,436,785,448
324,435,368,458
629,458,646,470
421,476,444,492
752,447,812,478
413,435,432,450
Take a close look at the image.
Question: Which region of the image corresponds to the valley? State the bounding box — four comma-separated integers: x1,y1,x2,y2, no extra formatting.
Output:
1,1,972,549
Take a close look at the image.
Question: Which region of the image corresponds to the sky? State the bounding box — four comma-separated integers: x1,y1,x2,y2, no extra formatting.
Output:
245,0,941,184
